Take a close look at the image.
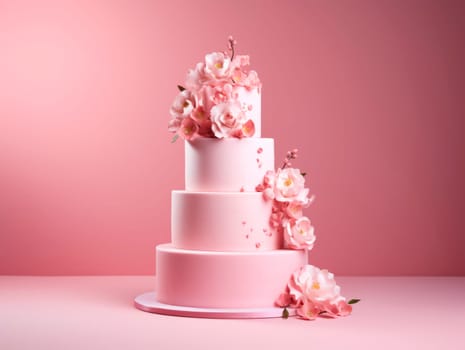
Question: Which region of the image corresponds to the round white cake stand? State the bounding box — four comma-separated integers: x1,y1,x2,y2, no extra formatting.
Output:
134,292,294,319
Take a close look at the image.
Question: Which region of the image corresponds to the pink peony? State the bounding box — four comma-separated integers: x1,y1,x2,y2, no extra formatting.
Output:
210,101,247,138
274,168,309,204
204,52,231,80
284,216,315,250
279,264,352,320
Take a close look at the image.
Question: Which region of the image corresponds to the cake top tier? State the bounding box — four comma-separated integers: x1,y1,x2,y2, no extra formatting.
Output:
168,36,262,141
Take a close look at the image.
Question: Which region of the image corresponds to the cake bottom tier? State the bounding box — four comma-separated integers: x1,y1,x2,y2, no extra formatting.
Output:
156,244,307,308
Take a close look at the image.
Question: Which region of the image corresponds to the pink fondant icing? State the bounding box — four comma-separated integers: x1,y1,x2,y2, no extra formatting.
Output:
172,191,281,251
156,244,307,308
185,138,274,192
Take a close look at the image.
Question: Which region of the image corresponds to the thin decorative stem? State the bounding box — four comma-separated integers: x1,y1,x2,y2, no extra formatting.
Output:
228,35,236,61
280,149,299,169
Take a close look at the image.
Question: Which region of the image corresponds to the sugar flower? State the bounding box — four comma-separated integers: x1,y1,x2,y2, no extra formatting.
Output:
276,265,353,320
284,217,315,250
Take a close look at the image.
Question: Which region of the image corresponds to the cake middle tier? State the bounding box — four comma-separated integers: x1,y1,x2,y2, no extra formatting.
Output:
172,191,281,251
185,138,274,192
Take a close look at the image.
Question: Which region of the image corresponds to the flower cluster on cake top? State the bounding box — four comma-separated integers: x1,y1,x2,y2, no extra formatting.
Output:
168,36,261,141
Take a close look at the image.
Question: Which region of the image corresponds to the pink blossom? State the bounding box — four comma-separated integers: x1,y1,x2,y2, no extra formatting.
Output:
292,266,348,312
190,106,213,137
170,90,196,118
275,289,296,308
284,216,315,250
320,299,353,318
168,117,182,133
263,170,275,187
270,209,285,229
277,265,352,320
179,117,199,140
274,168,309,204
241,119,255,137
185,62,209,91
285,201,304,219
242,70,261,88
210,101,246,138
296,299,320,320
204,52,231,80
198,84,233,114
232,54,250,68
256,170,276,197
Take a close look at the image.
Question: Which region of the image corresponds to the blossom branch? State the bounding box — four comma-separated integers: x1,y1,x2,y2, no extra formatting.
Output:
281,148,298,169
228,35,237,61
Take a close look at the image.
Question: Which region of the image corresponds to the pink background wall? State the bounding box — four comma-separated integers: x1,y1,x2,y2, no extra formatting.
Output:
1,0,464,275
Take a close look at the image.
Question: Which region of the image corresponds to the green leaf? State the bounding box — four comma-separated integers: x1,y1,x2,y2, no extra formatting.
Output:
348,298,361,305
282,308,289,319
171,134,179,143
301,172,307,177
177,85,186,92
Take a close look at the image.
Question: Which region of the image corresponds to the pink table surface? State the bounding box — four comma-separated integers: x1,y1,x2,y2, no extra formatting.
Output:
1,276,464,350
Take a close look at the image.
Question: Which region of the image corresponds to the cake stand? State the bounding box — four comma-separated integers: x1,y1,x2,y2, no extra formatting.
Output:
134,291,294,319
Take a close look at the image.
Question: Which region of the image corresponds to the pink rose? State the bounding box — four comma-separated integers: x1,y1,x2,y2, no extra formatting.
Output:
210,101,246,138
179,117,199,140
274,168,309,204
284,216,315,250
170,90,196,118
204,52,231,80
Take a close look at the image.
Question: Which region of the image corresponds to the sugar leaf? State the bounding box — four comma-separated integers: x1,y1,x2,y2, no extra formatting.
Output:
348,298,361,305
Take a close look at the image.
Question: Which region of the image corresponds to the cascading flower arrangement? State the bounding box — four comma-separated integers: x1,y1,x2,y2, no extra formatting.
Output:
256,149,316,250
168,36,261,141
257,150,360,320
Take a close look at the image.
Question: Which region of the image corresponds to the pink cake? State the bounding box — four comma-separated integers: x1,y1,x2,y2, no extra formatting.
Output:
135,37,356,320
156,37,309,311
